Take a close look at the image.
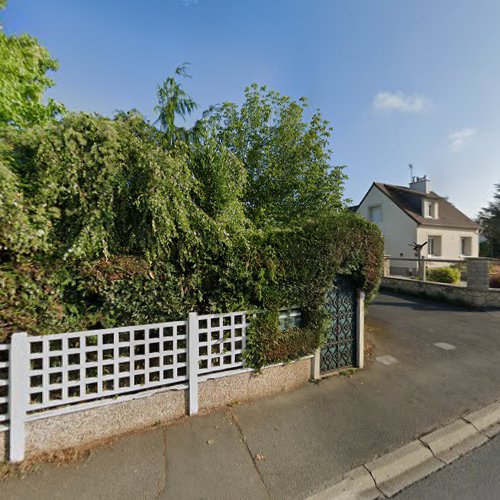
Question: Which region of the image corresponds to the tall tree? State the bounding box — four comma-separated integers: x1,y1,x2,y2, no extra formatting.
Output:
202,84,346,227
0,1,64,128
155,64,198,148
154,65,248,232
478,182,500,257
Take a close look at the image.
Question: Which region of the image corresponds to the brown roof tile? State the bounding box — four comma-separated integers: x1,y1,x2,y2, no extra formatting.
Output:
373,183,479,230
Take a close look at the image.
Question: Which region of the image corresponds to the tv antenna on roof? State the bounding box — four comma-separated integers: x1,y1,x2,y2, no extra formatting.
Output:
409,164,414,182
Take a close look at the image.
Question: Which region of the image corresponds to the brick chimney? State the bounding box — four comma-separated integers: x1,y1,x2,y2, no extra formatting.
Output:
409,175,430,194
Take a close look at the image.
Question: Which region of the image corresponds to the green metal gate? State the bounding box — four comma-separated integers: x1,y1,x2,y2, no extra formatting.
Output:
320,275,357,373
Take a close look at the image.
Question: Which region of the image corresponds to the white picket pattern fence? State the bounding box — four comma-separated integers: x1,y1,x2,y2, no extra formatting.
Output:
0,305,316,462
2,307,297,463
27,320,190,412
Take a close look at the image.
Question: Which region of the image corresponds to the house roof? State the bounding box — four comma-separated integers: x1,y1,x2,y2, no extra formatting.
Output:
371,182,480,230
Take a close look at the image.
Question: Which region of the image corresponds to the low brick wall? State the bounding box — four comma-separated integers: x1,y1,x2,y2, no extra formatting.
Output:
381,277,500,308
0,357,312,461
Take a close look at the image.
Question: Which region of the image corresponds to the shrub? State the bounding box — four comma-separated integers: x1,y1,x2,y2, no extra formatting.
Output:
490,273,500,289
241,212,384,368
0,101,384,370
0,261,98,342
244,312,321,368
450,262,466,280
427,267,461,284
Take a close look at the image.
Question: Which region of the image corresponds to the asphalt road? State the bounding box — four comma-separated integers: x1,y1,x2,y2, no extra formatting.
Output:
396,433,500,500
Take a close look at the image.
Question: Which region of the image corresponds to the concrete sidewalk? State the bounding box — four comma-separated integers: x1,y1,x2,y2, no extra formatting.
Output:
2,292,500,500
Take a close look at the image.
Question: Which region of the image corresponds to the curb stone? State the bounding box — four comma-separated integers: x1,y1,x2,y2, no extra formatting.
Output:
308,399,500,499
420,420,487,464
365,440,443,498
306,467,381,500
463,401,500,438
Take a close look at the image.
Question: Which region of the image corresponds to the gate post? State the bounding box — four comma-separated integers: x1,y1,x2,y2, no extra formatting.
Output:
466,257,490,290
356,291,365,369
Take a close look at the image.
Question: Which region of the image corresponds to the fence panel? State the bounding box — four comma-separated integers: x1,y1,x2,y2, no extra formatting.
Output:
196,312,248,376
27,321,188,413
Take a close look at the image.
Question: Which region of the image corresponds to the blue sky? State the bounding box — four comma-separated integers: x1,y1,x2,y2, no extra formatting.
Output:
3,0,500,217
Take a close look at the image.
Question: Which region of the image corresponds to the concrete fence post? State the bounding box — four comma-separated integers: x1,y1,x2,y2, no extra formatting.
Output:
466,258,490,290
9,332,29,463
356,291,365,369
311,348,321,381
419,257,427,282
383,256,391,277
187,312,199,416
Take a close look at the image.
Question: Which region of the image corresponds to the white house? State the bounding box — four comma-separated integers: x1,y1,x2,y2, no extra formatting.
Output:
354,177,480,275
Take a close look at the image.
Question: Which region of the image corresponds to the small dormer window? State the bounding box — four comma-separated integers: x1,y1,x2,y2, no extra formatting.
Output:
427,202,434,218
424,200,438,219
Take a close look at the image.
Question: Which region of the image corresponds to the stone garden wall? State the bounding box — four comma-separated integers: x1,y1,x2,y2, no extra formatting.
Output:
381,276,500,308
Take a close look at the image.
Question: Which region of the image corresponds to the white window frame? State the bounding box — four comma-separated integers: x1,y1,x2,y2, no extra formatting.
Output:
460,237,472,256
427,202,434,218
428,235,441,256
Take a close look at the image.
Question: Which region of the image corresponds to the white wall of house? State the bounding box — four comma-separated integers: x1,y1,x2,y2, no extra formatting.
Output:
357,186,418,266
417,226,479,265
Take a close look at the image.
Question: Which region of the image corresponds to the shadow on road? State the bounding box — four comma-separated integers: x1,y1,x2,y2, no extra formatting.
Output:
373,292,483,313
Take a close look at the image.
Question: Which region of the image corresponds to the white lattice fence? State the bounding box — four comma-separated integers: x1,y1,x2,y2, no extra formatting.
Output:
0,344,9,430
3,310,252,463
27,321,188,412
0,300,363,465
0,284,366,465
197,312,248,375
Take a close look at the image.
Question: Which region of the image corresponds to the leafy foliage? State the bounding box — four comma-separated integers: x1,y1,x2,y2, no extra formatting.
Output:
0,15,64,128
0,261,97,342
427,267,461,284
203,84,346,227
0,55,384,368
478,182,500,257
490,272,500,289
155,63,198,148
244,311,320,368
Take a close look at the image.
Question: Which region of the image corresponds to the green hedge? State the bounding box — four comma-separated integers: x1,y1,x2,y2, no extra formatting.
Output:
244,312,321,368
0,212,383,347
490,273,500,289
0,113,384,367
427,267,461,284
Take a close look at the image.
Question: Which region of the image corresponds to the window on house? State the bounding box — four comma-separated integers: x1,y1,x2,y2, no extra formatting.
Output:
460,237,472,256
368,205,382,223
428,236,442,256
425,201,437,218
427,202,434,218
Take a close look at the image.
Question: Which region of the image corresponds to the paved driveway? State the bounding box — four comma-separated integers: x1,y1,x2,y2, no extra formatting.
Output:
1,292,499,500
